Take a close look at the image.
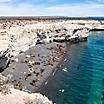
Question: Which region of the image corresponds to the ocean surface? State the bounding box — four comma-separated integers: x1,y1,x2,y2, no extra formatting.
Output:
38,31,104,104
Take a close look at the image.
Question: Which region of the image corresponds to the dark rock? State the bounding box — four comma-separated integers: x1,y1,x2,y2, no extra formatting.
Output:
73,29,78,34
63,28,67,31
0,50,10,73
35,62,40,65
0,57,10,73
55,29,60,33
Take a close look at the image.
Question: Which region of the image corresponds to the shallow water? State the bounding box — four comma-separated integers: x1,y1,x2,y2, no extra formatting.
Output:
38,31,104,104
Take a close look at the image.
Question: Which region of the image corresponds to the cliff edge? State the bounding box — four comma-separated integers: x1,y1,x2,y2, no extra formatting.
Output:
0,74,53,104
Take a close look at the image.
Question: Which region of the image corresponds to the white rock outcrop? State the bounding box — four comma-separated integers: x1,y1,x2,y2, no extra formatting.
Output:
0,20,104,57
0,88,53,104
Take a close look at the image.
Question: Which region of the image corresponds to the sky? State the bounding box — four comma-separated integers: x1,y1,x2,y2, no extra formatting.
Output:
0,0,104,16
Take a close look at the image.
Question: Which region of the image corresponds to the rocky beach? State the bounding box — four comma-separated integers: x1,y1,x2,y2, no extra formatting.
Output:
0,17,104,104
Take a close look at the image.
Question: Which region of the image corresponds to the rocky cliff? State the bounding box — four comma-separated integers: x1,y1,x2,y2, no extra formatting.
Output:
0,19,104,73
0,74,53,104
0,19,104,104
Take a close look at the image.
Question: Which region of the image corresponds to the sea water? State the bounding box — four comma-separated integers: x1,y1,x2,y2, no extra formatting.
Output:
39,31,104,104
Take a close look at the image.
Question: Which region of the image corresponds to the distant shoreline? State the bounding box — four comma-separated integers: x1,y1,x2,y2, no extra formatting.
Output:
0,16,104,20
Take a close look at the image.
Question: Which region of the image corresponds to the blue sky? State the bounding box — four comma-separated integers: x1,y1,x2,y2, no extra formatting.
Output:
0,0,104,16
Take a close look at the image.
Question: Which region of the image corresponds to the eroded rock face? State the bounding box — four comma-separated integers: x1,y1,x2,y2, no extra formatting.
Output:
0,56,9,72
0,21,90,57
1,19,101,55
0,50,10,72
0,21,89,72
0,74,53,104
35,26,90,43
7,26,37,56
0,26,37,57
0,26,38,72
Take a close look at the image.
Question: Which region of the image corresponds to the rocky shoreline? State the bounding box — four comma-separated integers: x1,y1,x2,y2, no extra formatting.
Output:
0,19,104,72
0,19,104,104
0,74,53,104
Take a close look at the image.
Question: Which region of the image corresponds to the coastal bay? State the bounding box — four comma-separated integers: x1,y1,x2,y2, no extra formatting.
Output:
0,18,104,104
38,31,104,104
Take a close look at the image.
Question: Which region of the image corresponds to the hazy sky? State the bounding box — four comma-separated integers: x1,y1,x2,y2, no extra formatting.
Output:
0,0,104,16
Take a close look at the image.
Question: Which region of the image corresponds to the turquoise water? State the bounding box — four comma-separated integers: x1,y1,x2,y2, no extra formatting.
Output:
38,32,104,104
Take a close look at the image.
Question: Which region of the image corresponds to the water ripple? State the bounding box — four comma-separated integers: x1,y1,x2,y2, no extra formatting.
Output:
38,31,104,104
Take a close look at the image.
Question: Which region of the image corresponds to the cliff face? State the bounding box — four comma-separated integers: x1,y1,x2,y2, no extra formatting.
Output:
0,20,87,71
0,20,104,104
0,19,104,76
0,20,97,56
0,74,53,104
